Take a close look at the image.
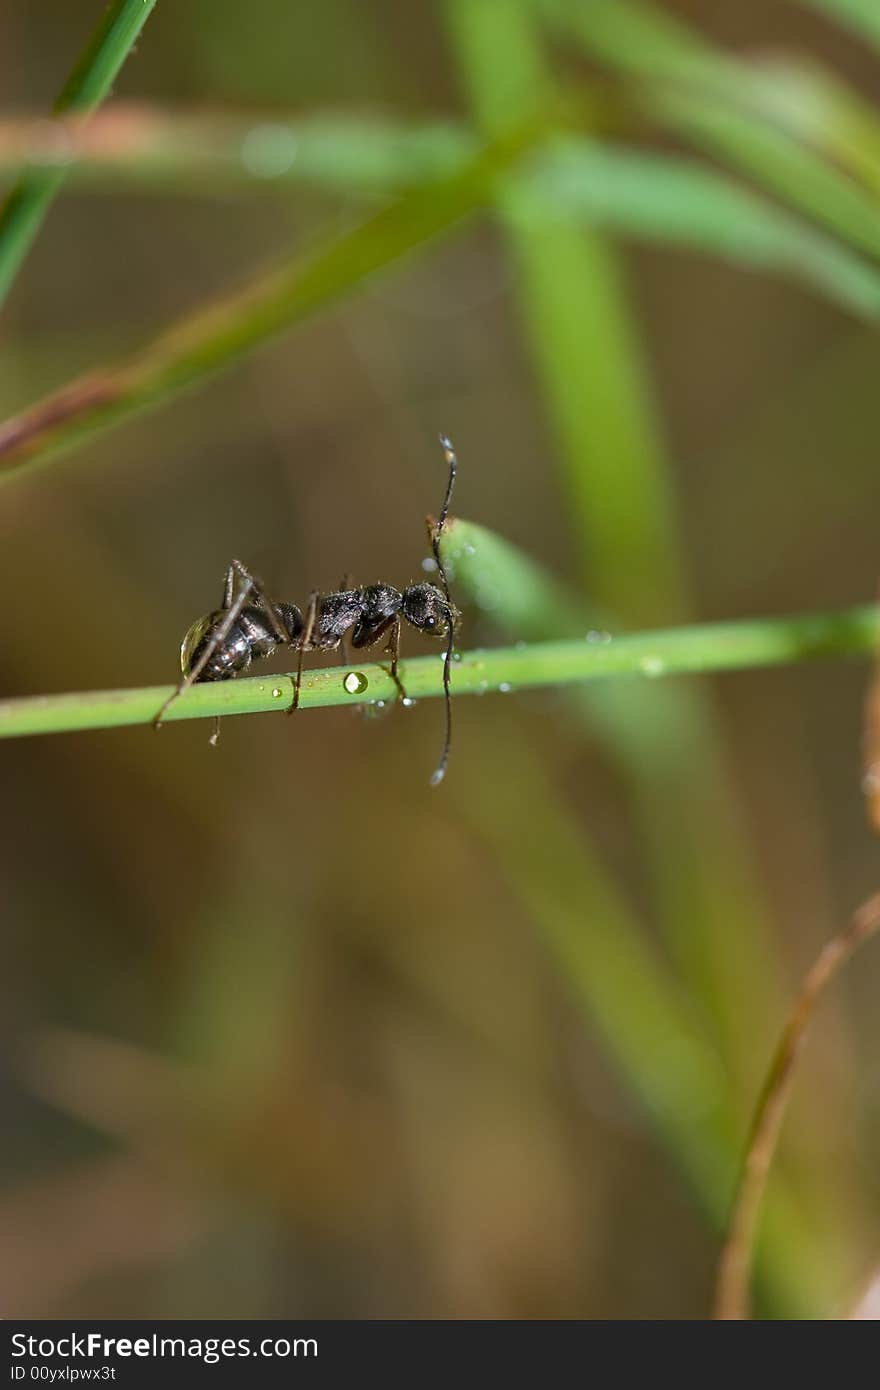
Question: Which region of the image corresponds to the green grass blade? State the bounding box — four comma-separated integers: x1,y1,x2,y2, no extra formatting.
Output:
797,0,880,46
0,598,876,738
0,0,159,308
718,58,880,198
446,1,792,1093
448,0,685,624
537,0,880,261
537,142,880,318
0,119,549,483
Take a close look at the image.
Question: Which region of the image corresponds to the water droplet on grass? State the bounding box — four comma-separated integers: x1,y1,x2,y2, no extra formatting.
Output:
343,671,369,695
241,123,298,178
640,656,664,677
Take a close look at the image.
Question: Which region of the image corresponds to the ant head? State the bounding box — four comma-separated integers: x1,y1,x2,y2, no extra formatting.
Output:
402,583,455,637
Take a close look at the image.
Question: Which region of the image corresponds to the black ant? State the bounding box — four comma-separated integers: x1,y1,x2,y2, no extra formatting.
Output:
153,435,460,784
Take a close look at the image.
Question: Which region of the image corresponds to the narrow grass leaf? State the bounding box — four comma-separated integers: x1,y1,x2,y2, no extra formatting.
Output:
536,0,880,261
796,0,880,47
537,142,880,318
0,0,160,308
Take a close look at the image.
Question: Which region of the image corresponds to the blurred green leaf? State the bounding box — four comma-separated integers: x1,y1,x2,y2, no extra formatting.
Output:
740,58,880,196
460,731,832,1316
446,0,792,1104
0,0,159,308
536,142,880,318
448,0,685,625
537,0,880,260
797,0,880,46
0,110,477,194
4,99,878,321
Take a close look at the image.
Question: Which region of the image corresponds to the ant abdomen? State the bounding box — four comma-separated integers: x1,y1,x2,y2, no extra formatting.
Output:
181,601,303,681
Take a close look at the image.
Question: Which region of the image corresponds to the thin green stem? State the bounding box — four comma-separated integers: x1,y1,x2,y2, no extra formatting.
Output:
0,0,159,308
1,604,876,740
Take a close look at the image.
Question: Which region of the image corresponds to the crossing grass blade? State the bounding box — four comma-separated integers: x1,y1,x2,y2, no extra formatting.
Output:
0,0,160,308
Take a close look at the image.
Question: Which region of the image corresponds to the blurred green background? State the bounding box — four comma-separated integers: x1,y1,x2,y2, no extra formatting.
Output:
3,0,880,1319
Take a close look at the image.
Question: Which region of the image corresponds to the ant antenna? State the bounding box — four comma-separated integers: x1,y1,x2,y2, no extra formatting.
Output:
430,434,458,786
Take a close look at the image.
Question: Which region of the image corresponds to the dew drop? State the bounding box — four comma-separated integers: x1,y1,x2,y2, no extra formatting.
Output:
343,670,369,695
271,687,284,699
421,556,438,573
240,123,298,178
402,696,416,708
586,630,613,644
640,656,664,678
499,681,512,694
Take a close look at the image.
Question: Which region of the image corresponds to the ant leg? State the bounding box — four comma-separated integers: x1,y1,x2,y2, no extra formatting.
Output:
339,574,354,667
229,558,290,647
426,611,455,786
153,569,255,730
383,614,407,702
429,436,458,786
288,590,318,714
426,434,458,598
221,563,236,609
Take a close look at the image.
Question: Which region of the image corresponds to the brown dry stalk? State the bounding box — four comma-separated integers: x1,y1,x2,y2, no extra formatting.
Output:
713,890,880,1319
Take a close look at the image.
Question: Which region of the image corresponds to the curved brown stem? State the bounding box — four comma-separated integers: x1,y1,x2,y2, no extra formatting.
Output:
714,891,880,1319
